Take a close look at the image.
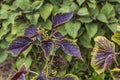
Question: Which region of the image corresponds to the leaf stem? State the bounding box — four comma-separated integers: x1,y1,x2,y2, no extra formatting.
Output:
29,70,39,75
113,56,119,66
115,52,120,55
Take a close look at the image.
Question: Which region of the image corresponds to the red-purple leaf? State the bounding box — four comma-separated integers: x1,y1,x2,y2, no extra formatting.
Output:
7,37,34,56
11,71,26,80
41,40,53,58
53,32,65,39
24,24,38,38
56,40,82,59
52,12,73,29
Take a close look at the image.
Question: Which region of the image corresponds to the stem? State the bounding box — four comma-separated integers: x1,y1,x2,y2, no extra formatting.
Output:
115,52,120,55
50,55,55,65
114,56,119,66
29,70,39,75
102,73,105,80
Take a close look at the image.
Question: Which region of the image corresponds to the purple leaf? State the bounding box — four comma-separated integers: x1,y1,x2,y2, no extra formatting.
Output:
24,24,38,38
52,12,73,29
53,32,65,39
91,36,115,74
41,40,53,58
7,37,34,56
56,40,82,59
54,45,60,53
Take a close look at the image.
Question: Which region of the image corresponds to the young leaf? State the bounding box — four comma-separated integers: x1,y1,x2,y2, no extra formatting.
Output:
41,40,53,58
52,12,73,29
56,39,82,59
7,37,34,56
24,24,38,38
91,36,115,74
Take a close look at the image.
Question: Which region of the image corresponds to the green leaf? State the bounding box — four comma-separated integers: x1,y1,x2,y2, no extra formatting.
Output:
40,3,53,21
87,0,96,9
12,0,31,10
9,12,21,25
31,0,44,10
16,56,32,70
65,21,81,38
40,19,52,30
101,2,115,18
112,32,120,45
26,12,39,25
85,23,98,39
65,54,72,62
78,16,93,23
70,2,79,11
97,13,108,23
5,33,16,42
78,27,85,37
77,7,89,16
80,32,93,48
111,25,120,45
0,26,9,40
76,0,85,6
107,23,117,33
55,25,67,36
89,6,99,19
0,51,8,63
0,40,8,49
94,27,105,37
23,45,32,57
58,5,70,13
0,4,9,19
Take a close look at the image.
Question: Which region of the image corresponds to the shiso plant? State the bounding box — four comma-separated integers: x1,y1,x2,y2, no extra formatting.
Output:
7,12,82,80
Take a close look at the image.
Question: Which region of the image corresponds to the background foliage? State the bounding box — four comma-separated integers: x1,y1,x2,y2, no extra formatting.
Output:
0,0,120,80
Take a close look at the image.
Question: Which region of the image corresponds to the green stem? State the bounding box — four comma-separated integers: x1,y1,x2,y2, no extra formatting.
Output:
29,70,39,76
114,56,119,66
115,52,120,55
50,54,55,65
102,73,105,80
